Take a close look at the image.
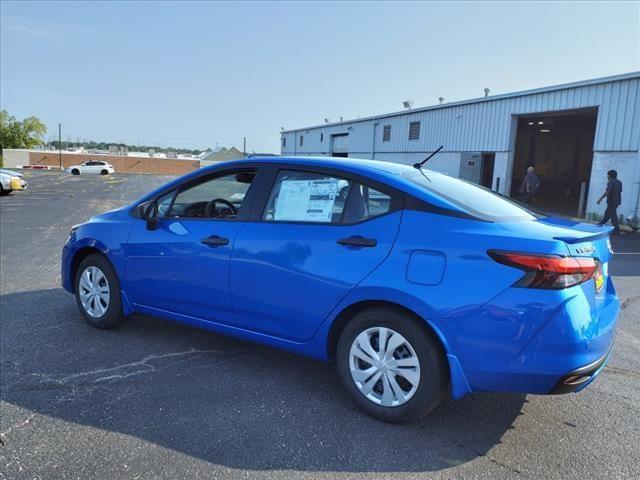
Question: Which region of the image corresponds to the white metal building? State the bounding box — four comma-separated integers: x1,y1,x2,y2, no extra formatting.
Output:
281,72,640,222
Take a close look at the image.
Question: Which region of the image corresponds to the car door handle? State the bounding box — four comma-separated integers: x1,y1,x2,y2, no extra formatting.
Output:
337,236,377,247
201,235,229,247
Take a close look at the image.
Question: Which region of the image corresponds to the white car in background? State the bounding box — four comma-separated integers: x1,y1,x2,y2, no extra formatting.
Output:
0,169,28,195
65,161,115,176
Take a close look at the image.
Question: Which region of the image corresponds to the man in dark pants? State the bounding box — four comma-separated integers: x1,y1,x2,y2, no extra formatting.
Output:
597,169,623,234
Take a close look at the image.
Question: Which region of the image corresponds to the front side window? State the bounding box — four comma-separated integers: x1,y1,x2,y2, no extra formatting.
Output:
157,190,175,216
164,170,255,219
263,170,392,224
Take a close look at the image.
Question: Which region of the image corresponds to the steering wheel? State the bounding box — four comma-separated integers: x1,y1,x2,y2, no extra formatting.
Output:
205,198,238,218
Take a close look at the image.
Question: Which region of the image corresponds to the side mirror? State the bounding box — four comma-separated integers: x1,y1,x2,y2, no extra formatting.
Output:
144,201,159,231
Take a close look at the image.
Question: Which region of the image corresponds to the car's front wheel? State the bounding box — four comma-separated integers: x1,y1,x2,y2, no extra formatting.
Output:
74,253,126,329
336,307,449,422
101,169,109,175
71,169,80,175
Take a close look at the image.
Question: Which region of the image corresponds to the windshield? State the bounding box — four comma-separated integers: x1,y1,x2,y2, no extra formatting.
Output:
401,169,536,222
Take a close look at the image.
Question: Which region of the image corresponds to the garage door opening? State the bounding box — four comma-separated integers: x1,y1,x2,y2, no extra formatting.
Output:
511,108,597,217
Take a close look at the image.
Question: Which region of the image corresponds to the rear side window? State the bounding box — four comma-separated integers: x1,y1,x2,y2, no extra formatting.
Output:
263,170,392,224
402,169,535,221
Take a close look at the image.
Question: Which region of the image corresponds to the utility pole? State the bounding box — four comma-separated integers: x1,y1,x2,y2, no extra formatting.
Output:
243,137,246,158
58,123,62,170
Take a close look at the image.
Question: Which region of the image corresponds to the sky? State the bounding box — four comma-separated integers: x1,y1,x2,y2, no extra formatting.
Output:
1,1,639,153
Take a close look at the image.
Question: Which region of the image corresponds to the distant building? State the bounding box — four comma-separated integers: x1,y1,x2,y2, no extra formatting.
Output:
281,72,640,221
199,146,244,165
1,148,199,175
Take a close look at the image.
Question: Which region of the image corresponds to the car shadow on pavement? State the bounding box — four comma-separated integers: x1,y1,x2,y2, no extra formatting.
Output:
1,288,526,473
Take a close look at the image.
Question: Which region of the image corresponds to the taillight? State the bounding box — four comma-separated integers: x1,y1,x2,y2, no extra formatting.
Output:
488,251,600,289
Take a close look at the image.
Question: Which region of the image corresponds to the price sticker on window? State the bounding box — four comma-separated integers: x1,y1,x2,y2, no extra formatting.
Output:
274,179,339,222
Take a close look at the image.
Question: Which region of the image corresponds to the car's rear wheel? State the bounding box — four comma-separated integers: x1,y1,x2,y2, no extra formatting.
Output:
71,169,80,175
336,307,448,422
74,253,126,329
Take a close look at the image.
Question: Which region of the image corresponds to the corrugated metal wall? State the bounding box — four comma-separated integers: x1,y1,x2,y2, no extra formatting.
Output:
281,75,640,156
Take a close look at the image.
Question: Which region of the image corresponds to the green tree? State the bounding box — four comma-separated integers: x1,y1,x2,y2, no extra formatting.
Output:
0,110,47,151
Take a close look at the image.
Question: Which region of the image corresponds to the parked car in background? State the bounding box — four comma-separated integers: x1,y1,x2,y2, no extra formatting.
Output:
0,169,28,194
62,156,619,422
65,161,115,176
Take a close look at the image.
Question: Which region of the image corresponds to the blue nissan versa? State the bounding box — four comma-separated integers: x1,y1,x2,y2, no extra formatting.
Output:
62,156,619,422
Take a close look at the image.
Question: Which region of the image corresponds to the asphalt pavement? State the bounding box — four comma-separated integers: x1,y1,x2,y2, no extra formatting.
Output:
1,171,639,480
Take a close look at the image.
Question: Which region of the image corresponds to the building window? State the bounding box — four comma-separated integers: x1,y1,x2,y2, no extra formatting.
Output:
300,135,304,146
408,121,421,141
282,137,286,148
382,125,391,142
320,133,324,142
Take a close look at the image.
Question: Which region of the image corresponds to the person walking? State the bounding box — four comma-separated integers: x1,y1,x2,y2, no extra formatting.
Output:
597,169,623,234
520,166,539,205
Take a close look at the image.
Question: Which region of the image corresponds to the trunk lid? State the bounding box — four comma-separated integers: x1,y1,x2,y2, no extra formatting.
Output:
498,216,613,263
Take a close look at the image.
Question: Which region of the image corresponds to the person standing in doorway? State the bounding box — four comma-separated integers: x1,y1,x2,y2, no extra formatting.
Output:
597,169,623,234
520,166,539,205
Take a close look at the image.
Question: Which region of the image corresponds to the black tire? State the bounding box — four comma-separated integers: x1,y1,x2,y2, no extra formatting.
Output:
101,169,109,175
72,169,80,175
0,185,11,196
336,307,449,423
74,253,126,329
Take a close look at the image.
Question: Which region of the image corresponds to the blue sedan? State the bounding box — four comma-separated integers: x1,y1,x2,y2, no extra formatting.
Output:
62,157,619,422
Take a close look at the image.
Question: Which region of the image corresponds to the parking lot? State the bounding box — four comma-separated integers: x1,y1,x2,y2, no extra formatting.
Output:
1,170,639,480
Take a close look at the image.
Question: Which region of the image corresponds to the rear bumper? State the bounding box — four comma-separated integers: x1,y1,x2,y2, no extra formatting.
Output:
440,276,620,396
549,344,613,394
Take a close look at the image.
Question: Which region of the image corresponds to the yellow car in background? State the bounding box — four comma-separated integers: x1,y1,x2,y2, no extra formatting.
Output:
0,169,28,195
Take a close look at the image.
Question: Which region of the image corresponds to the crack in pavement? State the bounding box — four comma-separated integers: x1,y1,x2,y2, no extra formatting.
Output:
3,348,246,394
0,413,36,445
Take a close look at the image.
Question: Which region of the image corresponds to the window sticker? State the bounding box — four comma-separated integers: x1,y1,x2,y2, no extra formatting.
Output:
274,179,339,222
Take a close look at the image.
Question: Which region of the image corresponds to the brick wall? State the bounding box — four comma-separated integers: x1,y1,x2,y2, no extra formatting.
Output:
28,152,200,175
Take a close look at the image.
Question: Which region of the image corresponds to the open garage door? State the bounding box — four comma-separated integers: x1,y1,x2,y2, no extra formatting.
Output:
511,108,597,217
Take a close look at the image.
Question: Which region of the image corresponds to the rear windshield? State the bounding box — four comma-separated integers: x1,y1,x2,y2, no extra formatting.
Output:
401,169,536,222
